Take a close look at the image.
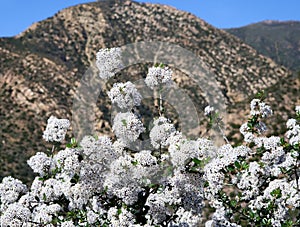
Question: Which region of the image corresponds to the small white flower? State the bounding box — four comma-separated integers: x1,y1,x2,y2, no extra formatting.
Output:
96,47,123,79
0,203,31,226
108,81,142,109
295,106,300,115
32,204,61,224
259,102,273,118
134,150,157,166
250,99,272,118
0,177,27,210
43,116,70,143
61,221,76,227
286,119,297,129
169,138,204,168
286,124,300,145
256,121,267,134
112,112,145,144
87,209,99,224
145,65,173,89
149,117,176,149
27,152,53,176
244,132,255,143
204,105,215,116
240,123,250,135
250,99,260,116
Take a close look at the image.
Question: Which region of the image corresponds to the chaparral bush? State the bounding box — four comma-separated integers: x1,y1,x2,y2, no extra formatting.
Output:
0,48,299,227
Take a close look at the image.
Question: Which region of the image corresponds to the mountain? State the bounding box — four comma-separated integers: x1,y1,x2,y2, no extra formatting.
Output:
0,0,299,183
226,20,300,72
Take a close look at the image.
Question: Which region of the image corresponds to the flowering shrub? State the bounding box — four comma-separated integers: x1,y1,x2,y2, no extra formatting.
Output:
0,47,299,226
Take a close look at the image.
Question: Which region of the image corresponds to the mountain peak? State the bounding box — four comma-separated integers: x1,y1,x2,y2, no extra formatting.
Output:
262,20,280,24
260,20,300,26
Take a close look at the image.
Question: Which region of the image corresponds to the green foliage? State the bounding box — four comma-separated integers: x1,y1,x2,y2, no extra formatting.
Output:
121,119,127,127
66,137,79,148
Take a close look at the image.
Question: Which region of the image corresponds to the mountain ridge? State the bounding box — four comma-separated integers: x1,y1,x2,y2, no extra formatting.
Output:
225,20,300,72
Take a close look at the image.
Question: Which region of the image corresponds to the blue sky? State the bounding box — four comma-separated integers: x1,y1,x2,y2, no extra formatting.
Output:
0,0,300,37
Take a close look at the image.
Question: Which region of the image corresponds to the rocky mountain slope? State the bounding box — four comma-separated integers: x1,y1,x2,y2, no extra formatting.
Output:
0,0,299,183
226,20,300,72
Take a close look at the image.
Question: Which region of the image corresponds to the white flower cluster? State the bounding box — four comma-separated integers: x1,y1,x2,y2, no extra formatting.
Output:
27,152,53,176
204,105,215,116
249,179,300,226
206,206,241,227
295,106,300,115
108,206,135,227
204,144,250,197
203,103,300,226
80,135,117,164
2,47,300,227
108,81,142,109
236,162,265,200
96,47,123,79
145,65,173,89
0,135,116,225
286,117,300,145
240,99,274,140
149,116,176,149
239,123,254,143
0,177,27,211
32,203,62,224
168,135,215,170
0,128,209,226
0,203,31,226
43,115,70,143
112,112,145,144
250,98,273,117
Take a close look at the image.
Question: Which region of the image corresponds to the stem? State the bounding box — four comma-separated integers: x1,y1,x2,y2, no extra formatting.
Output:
220,194,251,223
51,144,55,153
47,144,56,176
159,90,163,116
159,144,162,157
295,165,300,192
217,118,229,144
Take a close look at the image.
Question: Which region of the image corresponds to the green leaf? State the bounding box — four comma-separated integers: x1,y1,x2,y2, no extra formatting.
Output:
280,137,286,146
255,90,266,100
226,165,235,172
230,199,237,207
248,210,255,219
71,137,76,144
117,208,122,215
282,220,294,227
241,162,249,170
154,63,165,68
204,181,209,187
262,218,271,225
234,161,241,169
70,174,80,184
148,183,157,188
121,119,127,127
192,158,201,165
131,160,138,166
66,137,78,148
270,188,282,198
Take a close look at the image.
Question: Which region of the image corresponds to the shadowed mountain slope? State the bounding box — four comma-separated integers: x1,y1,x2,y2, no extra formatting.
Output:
226,20,300,72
